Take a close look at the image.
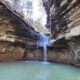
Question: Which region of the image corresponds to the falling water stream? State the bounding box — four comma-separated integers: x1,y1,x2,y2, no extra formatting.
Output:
43,44,47,61
38,33,50,61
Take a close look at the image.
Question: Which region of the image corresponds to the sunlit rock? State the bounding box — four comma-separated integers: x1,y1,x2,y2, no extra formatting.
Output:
65,25,80,39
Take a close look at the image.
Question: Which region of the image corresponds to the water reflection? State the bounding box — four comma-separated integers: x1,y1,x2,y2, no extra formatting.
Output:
36,70,50,80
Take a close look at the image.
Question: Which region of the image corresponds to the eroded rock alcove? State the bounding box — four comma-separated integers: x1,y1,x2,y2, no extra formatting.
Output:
0,0,80,67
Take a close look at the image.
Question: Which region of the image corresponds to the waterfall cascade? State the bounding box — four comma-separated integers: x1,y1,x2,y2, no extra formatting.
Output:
37,33,50,61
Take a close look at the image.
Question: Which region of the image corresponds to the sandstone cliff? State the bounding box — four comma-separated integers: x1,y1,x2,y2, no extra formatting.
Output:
0,0,80,67
43,0,80,67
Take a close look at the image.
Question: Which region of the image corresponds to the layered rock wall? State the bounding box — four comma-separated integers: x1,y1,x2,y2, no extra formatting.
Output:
43,0,80,39
0,1,80,67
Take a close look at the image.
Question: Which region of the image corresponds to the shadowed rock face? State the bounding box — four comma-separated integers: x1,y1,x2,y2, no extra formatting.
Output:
43,0,80,40
42,0,80,67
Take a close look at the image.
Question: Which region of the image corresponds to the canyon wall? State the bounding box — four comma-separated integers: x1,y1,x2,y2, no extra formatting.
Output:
43,0,80,67
0,1,80,67
43,0,80,39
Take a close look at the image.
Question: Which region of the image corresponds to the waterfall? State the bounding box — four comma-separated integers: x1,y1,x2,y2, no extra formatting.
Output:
37,33,50,61
43,44,47,61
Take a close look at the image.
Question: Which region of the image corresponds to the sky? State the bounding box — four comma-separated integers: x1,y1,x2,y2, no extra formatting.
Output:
32,0,47,26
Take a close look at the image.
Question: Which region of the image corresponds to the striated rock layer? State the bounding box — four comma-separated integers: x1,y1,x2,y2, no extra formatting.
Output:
43,0,80,39
43,0,80,67
0,2,39,61
0,1,80,67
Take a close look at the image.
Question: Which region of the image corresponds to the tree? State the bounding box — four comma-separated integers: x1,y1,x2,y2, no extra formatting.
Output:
26,0,33,17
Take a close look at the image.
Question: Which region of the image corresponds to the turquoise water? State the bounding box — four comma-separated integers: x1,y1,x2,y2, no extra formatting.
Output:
0,61,80,80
